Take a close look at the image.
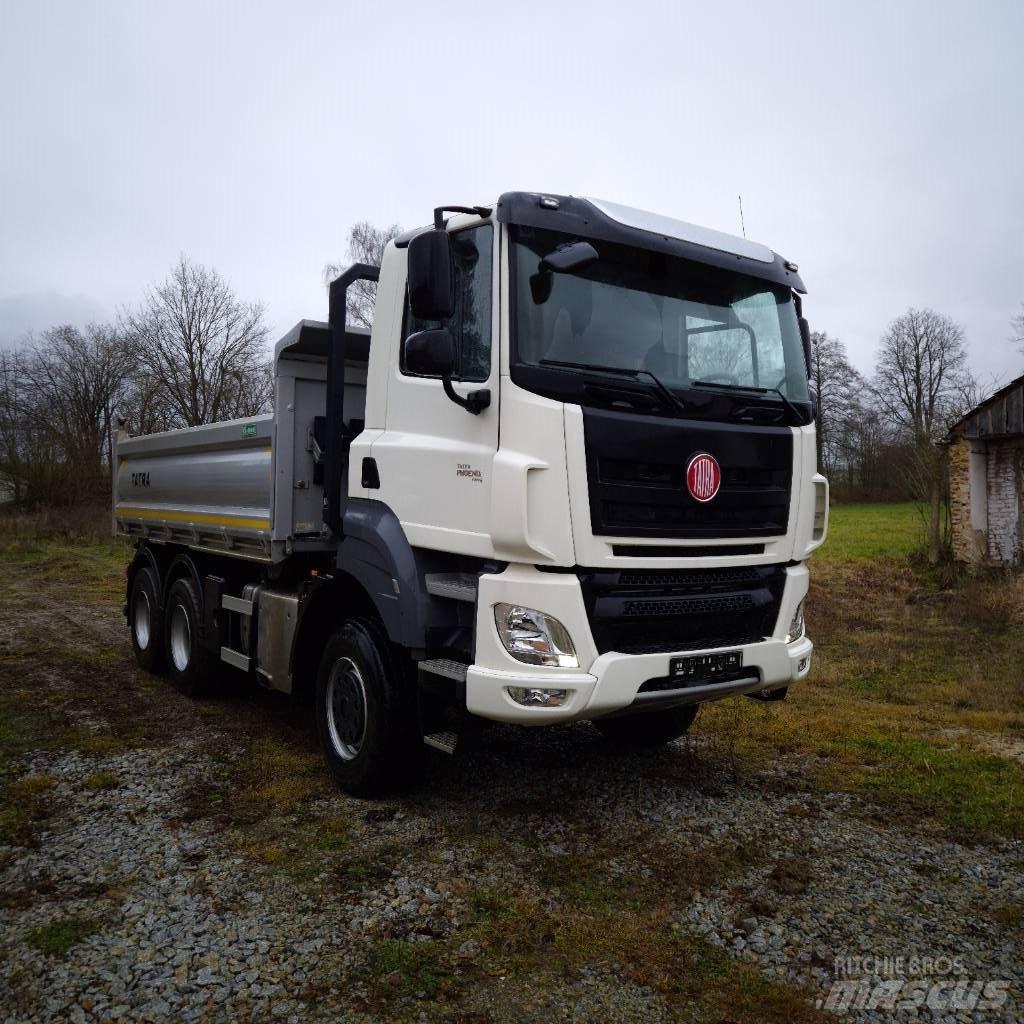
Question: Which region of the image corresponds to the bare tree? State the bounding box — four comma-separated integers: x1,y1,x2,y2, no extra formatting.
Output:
1011,303,1024,355
872,308,971,563
0,347,31,502
25,325,135,477
810,330,864,478
323,221,403,329
122,257,270,428
120,363,179,437
0,325,137,504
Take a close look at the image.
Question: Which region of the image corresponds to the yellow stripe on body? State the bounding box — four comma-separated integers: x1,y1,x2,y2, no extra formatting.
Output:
115,506,270,531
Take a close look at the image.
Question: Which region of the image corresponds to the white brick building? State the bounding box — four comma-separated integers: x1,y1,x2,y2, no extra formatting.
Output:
946,375,1024,566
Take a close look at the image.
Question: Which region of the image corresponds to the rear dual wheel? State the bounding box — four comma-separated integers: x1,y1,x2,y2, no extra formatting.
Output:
163,577,209,697
127,568,211,696
128,567,163,673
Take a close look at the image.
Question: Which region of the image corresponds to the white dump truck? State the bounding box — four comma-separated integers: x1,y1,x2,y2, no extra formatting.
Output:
113,193,828,795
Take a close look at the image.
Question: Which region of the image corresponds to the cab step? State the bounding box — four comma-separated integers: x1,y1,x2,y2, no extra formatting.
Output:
418,658,469,682
423,731,459,755
424,573,478,603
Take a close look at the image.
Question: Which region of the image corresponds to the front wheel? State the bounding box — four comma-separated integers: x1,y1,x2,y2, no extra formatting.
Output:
315,619,418,797
593,705,699,747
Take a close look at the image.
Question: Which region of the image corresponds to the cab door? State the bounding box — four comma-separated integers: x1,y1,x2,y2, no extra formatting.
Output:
370,219,500,558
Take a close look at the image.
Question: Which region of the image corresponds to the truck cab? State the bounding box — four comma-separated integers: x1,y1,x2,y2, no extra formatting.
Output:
116,191,828,795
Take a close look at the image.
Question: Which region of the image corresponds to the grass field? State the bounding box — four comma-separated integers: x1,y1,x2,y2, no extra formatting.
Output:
818,501,926,561
700,501,1024,837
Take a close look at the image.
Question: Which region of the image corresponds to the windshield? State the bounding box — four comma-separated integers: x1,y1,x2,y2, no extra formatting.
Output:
512,227,809,403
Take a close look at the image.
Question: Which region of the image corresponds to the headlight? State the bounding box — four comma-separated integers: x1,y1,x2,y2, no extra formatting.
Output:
494,604,579,668
785,601,805,644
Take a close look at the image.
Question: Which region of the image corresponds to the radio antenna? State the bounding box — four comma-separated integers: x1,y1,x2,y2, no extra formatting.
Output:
738,194,746,238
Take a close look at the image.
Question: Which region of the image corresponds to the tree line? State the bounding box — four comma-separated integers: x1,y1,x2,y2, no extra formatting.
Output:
0,257,272,505
812,308,988,562
2,222,1021,566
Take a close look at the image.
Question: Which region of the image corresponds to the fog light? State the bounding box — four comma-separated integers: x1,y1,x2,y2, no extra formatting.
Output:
494,604,578,668
507,686,570,707
798,657,809,673
785,601,805,644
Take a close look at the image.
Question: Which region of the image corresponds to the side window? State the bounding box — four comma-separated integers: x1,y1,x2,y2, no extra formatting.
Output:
402,223,493,382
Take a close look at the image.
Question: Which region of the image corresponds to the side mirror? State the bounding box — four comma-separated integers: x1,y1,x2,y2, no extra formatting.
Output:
798,317,812,379
530,241,599,305
404,328,456,377
408,229,455,320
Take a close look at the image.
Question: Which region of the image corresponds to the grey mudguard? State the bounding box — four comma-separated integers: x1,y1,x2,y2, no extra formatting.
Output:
338,498,428,649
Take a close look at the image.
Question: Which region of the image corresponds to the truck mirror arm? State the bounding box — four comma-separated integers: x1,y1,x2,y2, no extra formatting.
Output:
441,376,490,415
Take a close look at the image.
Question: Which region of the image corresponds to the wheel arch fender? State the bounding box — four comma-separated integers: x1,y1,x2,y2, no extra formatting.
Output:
164,552,205,611
338,499,428,650
127,543,165,614
289,572,378,704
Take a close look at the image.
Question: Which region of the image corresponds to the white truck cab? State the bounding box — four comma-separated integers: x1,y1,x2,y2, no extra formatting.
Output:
115,192,828,795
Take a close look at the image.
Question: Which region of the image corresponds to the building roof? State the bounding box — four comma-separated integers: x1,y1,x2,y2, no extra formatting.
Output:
948,373,1024,441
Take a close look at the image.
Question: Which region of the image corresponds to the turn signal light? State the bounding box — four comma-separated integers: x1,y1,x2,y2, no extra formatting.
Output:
785,601,805,644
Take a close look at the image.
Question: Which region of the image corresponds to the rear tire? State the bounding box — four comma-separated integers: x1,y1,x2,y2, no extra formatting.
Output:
163,577,210,697
315,618,418,797
128,567,163,673
594,705,699,747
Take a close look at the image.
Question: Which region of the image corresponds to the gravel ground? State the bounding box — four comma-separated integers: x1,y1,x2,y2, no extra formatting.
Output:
2,724,1021,1023
1,550,1021,1023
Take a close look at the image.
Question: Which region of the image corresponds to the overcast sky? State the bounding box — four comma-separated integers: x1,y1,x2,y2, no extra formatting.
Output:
1,0,1021,387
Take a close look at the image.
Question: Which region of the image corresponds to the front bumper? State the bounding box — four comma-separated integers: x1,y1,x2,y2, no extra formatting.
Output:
467,635,812,724
465,563,812,725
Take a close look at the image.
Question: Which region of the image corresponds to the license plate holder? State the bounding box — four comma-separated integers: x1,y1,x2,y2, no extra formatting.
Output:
669,650,743,682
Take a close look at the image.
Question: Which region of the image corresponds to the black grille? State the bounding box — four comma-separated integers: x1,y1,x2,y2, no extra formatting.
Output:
583,407,792,539
618,567,763,588
622,594,755,617
578,564,787,655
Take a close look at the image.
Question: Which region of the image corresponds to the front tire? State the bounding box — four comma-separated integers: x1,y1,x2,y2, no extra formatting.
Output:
315,619,417,797
163,577,210,697
128,567,163,673
594,705,699,747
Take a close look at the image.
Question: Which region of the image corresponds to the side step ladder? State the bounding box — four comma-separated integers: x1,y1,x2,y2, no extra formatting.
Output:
219,593,254,671
418,658,468,755
422,731,459,755
424,573,478,603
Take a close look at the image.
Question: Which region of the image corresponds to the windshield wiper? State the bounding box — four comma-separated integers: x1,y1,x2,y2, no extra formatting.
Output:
540,359,688,416
692,380,810,425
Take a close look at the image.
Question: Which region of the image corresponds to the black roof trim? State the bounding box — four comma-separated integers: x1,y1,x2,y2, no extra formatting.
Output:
495,191,806,293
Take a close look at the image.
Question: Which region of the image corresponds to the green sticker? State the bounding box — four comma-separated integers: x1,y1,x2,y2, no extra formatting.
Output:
242,423,257,437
